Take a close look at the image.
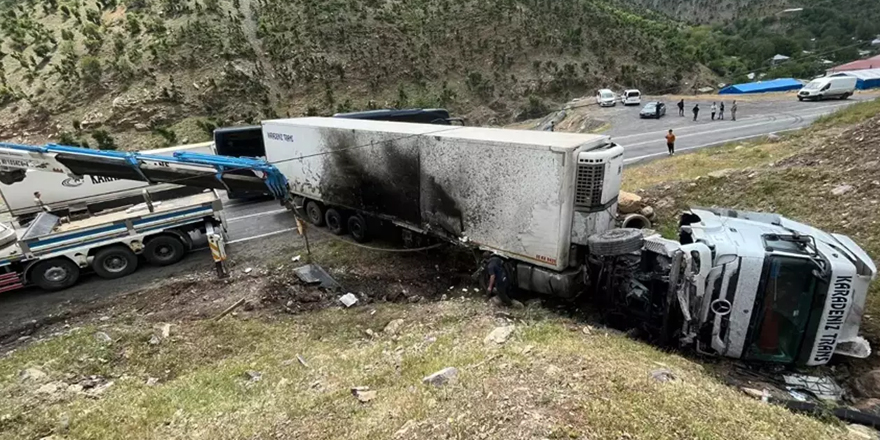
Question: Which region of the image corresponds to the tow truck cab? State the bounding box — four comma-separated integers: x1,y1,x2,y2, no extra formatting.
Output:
679,208,876,366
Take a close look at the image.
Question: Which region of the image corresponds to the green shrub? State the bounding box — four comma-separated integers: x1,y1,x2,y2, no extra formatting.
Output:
91,129,117,150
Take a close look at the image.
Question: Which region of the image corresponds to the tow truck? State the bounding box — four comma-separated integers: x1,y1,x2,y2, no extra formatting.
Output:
0,142,291,292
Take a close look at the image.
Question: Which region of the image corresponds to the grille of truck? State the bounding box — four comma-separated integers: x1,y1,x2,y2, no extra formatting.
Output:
575,162,605,208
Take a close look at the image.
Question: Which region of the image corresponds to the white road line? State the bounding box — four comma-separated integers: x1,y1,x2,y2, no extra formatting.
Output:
228,228,297,244
620,108,838,149
227,208,289,222
623,127,803,164
612,102,851,142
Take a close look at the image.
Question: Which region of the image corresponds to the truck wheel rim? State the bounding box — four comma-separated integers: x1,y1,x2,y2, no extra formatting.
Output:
155,245,173,259
45,267,68,282
105,256,128,272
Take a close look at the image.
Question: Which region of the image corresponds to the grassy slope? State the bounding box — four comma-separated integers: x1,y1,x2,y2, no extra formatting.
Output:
0,238,854,440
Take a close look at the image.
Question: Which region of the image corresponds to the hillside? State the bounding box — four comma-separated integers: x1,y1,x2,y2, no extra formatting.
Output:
0,0,707,151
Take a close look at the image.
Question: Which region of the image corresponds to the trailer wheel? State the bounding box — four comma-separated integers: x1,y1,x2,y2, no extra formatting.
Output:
325,208,346,235
588,229,644,256
93,246,138,279
347,215,370,243
31,258,80,291
144,235,186,266
305,200,326,226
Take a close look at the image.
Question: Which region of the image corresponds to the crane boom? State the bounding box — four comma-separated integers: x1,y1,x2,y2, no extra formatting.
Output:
0,142,291,203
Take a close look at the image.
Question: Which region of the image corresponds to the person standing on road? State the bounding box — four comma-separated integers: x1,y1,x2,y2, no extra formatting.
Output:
711,102,717,120
666,129,676,156
692,104,700,121
678,99,685,116
719,102,725,120
732,100,738,121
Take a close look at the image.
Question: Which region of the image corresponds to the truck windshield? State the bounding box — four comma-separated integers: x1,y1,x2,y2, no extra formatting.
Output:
744,256,821,363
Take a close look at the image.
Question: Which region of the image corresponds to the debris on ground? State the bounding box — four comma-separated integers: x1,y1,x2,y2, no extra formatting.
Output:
853,369,880,398
145,377,159,387
243,370,262,383
484,325,515,345
213,298,246,321
832,184,854,196
351,386,377,403
296,354,309,368
618,191,643,214
650,369,677,383
339,293,359,308
423,367,458,386
783,373,843,401
293,264,340,290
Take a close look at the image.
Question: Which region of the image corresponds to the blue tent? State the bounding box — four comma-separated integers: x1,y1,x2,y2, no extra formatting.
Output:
719,78,803,95
831,69,880,90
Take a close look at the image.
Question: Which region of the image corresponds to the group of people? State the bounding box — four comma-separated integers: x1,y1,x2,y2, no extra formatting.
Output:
676,99,738,122
666,99,741,156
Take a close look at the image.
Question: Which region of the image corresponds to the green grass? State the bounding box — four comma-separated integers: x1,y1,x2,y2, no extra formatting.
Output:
0,301,848,440
813,98,880,127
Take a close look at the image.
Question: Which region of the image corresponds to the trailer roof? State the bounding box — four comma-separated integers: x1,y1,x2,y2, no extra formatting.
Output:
263,118,610,151
431,126,609,151
263,117,457,136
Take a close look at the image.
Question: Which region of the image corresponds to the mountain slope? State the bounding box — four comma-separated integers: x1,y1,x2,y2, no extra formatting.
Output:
0,0,704,150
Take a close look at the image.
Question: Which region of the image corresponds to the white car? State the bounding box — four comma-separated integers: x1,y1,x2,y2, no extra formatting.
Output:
622,89,641,105
596,89,616,107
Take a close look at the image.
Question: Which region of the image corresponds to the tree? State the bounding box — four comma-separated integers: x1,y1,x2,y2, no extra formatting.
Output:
79,56,102,85
91,130,117,150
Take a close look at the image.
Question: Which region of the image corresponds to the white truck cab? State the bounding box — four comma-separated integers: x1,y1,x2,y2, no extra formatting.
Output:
677,208,875,365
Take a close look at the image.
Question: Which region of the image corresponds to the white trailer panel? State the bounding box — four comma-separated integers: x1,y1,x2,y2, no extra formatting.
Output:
262,118,617,272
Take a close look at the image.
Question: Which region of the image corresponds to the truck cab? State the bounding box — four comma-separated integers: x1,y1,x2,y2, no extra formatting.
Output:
674,208,873,365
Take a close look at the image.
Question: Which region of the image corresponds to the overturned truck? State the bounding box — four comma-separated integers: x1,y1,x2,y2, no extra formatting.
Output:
252,118,875,366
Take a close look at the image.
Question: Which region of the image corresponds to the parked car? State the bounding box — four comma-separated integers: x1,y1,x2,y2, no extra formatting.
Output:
639,102,666,118
596,89,616,107
622,89,641,105
797,76,857,101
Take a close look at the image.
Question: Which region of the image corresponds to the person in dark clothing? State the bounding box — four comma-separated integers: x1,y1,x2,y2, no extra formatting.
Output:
732,100,738,121
692,104,700,121
678,99,685,116
719,102,725,120
486,255,513,306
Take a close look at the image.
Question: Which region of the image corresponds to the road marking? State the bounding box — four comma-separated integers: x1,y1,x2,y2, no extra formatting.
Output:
620,108,839,149
227,208,289,222
228,228,297,244
623,127,803,164
612,102,851,142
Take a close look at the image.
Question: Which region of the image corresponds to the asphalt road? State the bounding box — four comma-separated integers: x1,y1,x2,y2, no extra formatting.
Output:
0,93,872,335
607,95,872,163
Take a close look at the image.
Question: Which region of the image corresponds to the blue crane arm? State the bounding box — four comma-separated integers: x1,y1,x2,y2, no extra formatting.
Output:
0,142,292,202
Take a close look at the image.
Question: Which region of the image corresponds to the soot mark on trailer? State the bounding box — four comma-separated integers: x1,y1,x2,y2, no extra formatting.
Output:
424,175,464,236
318,130,421,224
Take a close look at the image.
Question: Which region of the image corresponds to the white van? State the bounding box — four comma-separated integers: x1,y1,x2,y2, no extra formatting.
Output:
622,89,641,105
797,76,857,101
596,89,616,107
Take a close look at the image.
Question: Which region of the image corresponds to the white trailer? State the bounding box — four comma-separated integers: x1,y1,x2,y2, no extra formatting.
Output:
262,118,623,282
0,142,214,222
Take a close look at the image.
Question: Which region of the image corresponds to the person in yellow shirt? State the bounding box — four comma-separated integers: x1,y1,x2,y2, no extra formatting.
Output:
665,129,676,156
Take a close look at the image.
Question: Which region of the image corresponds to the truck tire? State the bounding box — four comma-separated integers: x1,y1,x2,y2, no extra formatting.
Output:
588,229,644,256
31,258,80,291
305,200,325,226
144,235,186,266
325,208,346,235
347,215,370,243
840,92,851,100
93,246,138,280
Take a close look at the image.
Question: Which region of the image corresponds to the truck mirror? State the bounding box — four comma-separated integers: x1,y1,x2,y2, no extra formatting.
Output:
0,169,26,185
